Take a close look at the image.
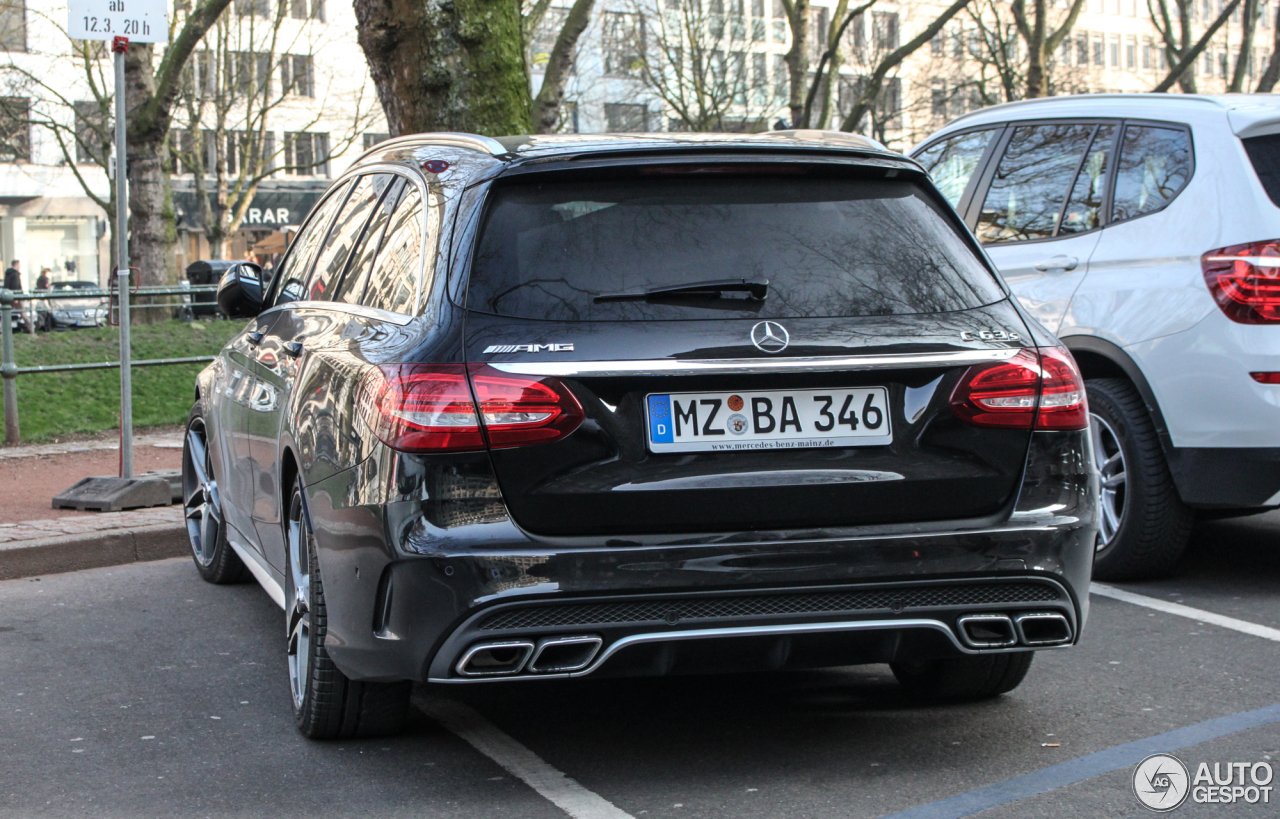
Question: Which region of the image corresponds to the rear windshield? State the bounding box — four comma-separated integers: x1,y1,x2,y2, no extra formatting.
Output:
1243,134,1280,208
466,174,1004,321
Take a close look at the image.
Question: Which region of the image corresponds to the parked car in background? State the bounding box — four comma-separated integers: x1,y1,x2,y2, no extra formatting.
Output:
36,280,108,330
186,131,1097,739
184,261,236,319
913,94,1280,581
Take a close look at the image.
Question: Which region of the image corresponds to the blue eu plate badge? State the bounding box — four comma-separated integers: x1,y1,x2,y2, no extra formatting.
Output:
648,394,673,444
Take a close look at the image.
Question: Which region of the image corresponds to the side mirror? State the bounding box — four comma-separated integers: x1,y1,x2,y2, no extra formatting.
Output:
216,262,265,318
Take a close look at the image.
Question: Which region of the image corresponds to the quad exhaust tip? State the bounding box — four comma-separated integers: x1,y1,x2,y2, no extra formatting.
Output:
957,614,1018,648
1014,612,1073,646
456,640,535,677
528,635,603,673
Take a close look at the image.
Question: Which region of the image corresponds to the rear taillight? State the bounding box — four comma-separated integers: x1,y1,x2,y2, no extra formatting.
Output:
950,346,1088,430
357,364,583,453
1202,240,1280,323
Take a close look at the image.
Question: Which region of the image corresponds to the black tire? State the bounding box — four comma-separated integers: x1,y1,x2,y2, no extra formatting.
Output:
1087,378,1193,581
182,404,248,584
286,479,410,739
891,652,1034,701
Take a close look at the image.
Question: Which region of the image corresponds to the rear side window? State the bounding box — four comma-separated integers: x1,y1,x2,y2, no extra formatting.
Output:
976,123,1095,244
332,177,404,305
467,175,1004,322
1244,133,1280,207
1059,124,1117,236
361,185,424,314
1111,126,1192,222
274,180,352,305
913,129,996,208
307,174,391,301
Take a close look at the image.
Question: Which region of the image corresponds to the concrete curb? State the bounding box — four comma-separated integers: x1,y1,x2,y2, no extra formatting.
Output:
0,523,188,580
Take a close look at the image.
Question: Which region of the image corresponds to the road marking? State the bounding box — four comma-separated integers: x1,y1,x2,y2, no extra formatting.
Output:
877,702,1280,819
415,695,635,819
1091,583,1280,642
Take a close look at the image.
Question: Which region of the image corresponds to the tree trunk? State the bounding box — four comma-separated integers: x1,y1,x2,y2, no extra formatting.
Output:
532,0,596,133
1257,7,1280,91
1230,0,1259,92
783,0,810,127
355,0,533,136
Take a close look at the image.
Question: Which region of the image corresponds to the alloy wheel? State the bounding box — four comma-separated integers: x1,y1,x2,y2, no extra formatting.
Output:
286,492,312,711
182,418,222,567
1090,413,1127,551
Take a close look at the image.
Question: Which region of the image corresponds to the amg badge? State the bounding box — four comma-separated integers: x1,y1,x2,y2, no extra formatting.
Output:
960,328,1020,341
483,343,575,354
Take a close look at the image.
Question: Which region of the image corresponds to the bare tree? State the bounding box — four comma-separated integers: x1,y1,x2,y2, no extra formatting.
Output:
172,7,374,258
1153,0,1244,91
1007,0,1085,98
796,0,875,129
529,0,597,133
1258,4,1280,90
637,0,773,132
1149,0,1199,92
836,0,972,135
1230,0,1260,91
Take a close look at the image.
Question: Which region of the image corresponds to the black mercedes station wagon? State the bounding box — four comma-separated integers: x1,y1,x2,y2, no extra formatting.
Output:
186,131,1098,738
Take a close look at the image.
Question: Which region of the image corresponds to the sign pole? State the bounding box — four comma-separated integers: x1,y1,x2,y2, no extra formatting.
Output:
113,35,133,480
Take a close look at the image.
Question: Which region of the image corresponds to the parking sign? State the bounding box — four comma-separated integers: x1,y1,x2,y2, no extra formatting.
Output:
67,0,169,42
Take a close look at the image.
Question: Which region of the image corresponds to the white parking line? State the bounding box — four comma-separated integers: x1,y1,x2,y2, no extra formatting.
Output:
1091,583,1280,643
415,695,636,819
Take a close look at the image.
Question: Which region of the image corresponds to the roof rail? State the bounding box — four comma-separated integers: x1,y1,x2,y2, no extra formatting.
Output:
356,132,508,162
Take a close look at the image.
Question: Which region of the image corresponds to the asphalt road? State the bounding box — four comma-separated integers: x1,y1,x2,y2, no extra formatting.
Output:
3,513,1280,818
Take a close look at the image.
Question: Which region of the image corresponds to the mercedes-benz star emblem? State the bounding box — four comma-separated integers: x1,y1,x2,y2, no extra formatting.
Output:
751,321,790,354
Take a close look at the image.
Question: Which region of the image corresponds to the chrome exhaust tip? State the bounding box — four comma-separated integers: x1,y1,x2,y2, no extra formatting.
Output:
957,614,1018,648
1014,612,1073,646
456,640,535,676
528,635,603,673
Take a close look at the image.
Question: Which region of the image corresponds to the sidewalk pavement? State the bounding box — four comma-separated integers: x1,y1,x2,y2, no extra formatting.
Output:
0,434,189,579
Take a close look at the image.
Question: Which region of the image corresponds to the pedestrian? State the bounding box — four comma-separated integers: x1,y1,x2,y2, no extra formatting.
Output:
3,260,30,333
36,268,50,290
2,259,19,293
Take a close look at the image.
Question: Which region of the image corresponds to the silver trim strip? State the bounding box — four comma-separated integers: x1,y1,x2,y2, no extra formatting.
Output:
486,348,1020,377
228,539,285,610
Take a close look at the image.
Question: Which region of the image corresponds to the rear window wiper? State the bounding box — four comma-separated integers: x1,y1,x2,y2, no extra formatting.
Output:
594,278,769,302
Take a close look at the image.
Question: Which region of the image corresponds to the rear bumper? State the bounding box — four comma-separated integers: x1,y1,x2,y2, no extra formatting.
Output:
305,430,1097,683
1168,446,1280,509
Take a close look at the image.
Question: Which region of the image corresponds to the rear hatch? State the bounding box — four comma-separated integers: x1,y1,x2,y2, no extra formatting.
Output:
462,161,1034,537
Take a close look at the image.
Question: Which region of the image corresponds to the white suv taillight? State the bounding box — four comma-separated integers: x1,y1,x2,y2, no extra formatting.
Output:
357,364,584,453
1202,240,1280,323
950,346,1088,431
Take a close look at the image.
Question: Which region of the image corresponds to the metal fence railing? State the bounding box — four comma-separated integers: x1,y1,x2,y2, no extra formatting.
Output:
1,284,221,444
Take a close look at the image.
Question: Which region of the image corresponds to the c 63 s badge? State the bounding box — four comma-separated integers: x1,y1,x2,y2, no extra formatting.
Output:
484,343,575,354
960,328,1020,342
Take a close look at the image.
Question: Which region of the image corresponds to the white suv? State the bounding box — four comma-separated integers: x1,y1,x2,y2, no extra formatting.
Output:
913,94,1280,581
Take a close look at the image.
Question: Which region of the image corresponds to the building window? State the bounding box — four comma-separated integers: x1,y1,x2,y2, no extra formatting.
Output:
1109,35,1119,67
363,133,390,151
281,54,314,97
0,96,30,161
232,51,272,95
602,12,644,77
1126,37,1136,69
1078,31,1089,65
235,0,270,16
931,80,948,117
1093,34,1104,66
284,132,330,176
74,100,106,165
604,102,648,131
1142,37,1152,69
1,0,25,51
290,0,324,20
872,11,899,51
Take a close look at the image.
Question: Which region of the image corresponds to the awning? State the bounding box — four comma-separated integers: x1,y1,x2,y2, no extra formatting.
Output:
250,230,289,254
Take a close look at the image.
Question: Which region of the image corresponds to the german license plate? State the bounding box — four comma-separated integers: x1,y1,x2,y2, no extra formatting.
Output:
645,388,891,453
